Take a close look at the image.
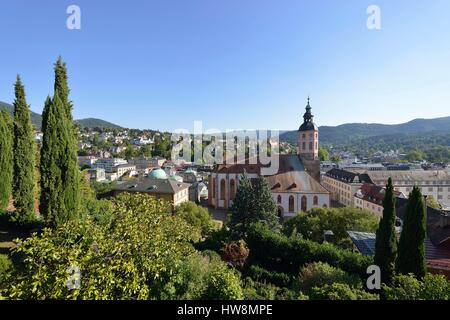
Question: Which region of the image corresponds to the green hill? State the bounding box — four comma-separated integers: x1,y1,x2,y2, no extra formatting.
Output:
280,116,450,145
0,101,42,129
0,101,121,130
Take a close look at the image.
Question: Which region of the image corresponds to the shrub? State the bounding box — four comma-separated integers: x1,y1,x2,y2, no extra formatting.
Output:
203,264,244,300
247,265,292,288
246,223,373,278
295,262,362,295
221,240,250,269
383,273,450,300
0,254,13,286
174,202,214,238
242,278,296,300
310,283,379,300
283,207,379,249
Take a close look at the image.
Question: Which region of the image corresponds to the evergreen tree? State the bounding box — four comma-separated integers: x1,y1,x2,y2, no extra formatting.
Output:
40,95,65,225
40,58,80,226
396,186,427,278
12,76,36,220
229,173,280,237
0,111,13,211
374,178,397,285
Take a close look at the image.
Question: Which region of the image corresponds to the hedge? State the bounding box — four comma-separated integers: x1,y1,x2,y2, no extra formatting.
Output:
246,223,373,278
246,265,292,288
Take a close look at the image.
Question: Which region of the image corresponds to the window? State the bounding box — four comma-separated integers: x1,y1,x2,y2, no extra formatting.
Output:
230,179,236,200
309,142,313,150
313,196,318,206
301,196,307,212
302,142,306,150
220,179,226,200
277,195,282,204
211,178,215,197
289,196,295,212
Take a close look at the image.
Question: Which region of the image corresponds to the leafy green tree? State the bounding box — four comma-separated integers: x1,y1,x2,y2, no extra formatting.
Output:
374,178,397,285
0,111,13,211
203,264,244,300
283,207,379,249
229,173,280,237
384,274,450,300
330,155,341,164
12,76,36,221
40,59,80,226
425,195,441,210
396,186,427,278
174,201,214,238
295,262,362,295
310,283,379,300
318,146,330,161
6,193,198,300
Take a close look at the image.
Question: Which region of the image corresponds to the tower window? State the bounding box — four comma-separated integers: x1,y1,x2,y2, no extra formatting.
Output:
302,142,306,150
309,142,313,150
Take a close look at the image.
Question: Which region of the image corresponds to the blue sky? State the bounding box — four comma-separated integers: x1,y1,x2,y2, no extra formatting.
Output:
0,0,449,131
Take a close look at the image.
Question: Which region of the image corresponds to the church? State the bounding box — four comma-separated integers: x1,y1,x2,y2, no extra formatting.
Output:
208,99,331,219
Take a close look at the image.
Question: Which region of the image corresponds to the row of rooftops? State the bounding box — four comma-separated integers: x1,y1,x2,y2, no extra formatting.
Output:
325,168,450,185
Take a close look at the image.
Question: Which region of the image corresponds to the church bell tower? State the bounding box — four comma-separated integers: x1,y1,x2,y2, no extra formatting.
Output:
297,97,319,161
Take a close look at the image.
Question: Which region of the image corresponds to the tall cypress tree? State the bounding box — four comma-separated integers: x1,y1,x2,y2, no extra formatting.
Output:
396,186,427,278
40,96,65,225
374,178,397,285
0,111,14,211
40,58,80,226
12,76,36,220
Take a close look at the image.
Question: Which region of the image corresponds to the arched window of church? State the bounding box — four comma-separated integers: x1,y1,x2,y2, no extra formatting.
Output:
277,195,282,204
302,134,306,139
313,196,318,206
309,142,313,150
211,178,215,197
230,179,236,200
301,196,307,212
220,179,226,200
315,142,318,150
289,196,295,212
302,142,306,150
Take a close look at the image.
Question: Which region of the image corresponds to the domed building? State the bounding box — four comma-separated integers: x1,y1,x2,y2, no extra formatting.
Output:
112,167,190,209
149,168,168,180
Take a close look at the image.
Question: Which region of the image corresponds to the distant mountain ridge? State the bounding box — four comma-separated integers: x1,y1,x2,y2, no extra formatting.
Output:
280,116,450,145
0,101,121,130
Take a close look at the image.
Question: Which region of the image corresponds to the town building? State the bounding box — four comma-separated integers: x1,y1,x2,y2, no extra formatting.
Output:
113,164,137,179
88,168,106,182
111,168,190,208
354,183,406,217
95,158,128,173
322,168,372,207
208,98,330,219
365,170,450,209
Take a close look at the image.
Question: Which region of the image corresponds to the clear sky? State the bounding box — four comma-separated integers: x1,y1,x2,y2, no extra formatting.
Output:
0,0,449,131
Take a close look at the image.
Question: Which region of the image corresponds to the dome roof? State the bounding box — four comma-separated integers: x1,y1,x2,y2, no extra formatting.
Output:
169,174,183,182
149,168,168,180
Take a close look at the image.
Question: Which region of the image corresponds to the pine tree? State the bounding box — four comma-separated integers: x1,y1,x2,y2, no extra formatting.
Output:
396,186,427,278
12,76,36,220
40,58,80,226
374,178,397,285
0,111,14,211
229,173,280,237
